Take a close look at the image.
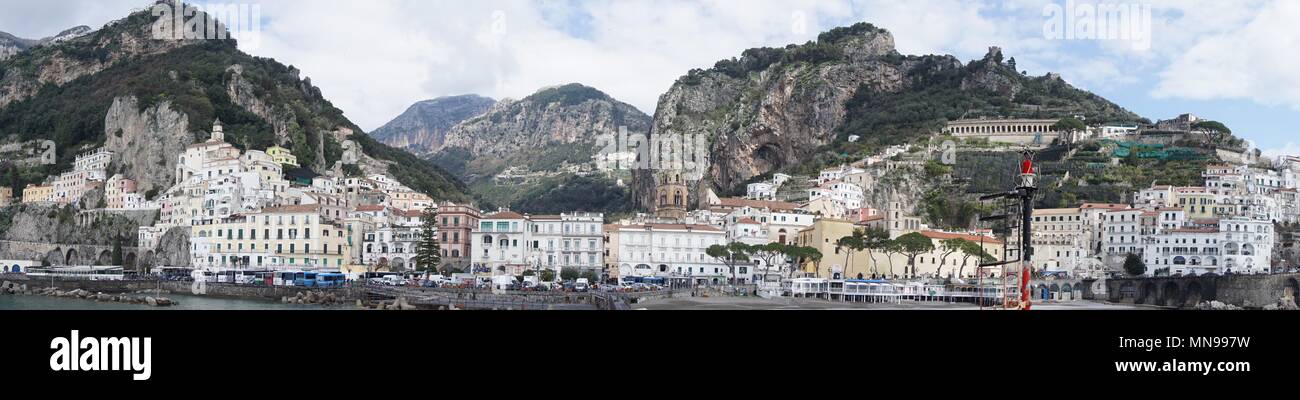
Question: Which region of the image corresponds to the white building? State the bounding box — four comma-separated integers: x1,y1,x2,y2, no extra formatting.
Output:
471,210,533,276
608,223,733,285
359,207,423,271
1142,217,1274,276
52,148,113,205
807,181,865,214
817,165,866,185
746,182,776,201
528,212,605,277
1102,208,1144,260
1031,208,1096,276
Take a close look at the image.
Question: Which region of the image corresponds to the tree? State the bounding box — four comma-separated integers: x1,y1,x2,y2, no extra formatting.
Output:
894,232,936,278
858,228,890,277
111,235,124,267
1052,117,1086,132
786,246,823,279
835,231,865,279
1193,120,1232,147
413,208,442,274
540,269,556,282
707,243,754,285
957,240,996,278
880,239,902,278
936,238,969,278
1124,253,1146,276
806,247,824,277
561,267,581,281
751,243,791,284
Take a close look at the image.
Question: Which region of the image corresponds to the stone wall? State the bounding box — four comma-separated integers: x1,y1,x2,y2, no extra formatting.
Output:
2,276,361,302
1106,273,1300,309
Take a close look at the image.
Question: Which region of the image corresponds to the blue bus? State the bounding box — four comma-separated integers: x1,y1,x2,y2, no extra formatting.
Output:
316,273,347,288
293,271,319,287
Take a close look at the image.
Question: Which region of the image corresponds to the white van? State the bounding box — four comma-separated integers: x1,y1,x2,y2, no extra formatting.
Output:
492,275,518,290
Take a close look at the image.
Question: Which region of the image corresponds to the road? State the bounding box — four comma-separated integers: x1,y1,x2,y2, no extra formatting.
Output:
635,296,1157,310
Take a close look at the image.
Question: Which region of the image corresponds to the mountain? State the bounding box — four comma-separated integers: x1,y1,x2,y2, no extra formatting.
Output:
631,23,1145,210
370,94,496,154
0,5,469,202
0,31,39,62
428,83,651,208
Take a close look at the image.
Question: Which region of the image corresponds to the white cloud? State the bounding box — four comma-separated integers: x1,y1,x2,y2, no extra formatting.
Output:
1262,142,1300,160
1151,1,1300,109
7,0,1293,139
242,0,1012,131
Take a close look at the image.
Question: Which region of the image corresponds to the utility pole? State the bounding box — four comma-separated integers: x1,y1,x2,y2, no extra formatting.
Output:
1016,150,1037,311
977,149,1038,310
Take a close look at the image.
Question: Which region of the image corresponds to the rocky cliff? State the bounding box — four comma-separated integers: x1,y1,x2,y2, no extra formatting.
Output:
632,23,1142,210
103,96,194,196
0,5,470,202
0,26,93,63
428,83,649,206
0,12,196,109
370,95,496,154
0,31,39,62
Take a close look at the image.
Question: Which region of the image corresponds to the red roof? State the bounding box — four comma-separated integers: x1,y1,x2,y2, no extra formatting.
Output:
355,205,386,212
858,215,886,223
484,211,527,220
736,218,760,225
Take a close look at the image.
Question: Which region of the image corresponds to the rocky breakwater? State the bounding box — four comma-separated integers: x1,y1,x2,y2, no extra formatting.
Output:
282,290,344,306
359,297,420,311
2,281,176,307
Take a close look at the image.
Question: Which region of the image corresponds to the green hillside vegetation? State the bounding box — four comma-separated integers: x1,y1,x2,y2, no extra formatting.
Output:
954,143,1214,209
0,9,469,201
527,84,610,108
683,23,1145,181
510,175,631,216
1,37,347,170
347,133,471,203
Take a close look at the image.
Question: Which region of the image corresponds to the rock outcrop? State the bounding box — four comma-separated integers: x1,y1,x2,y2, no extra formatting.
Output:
436,84,650,177
429,84,650,202
0,203,151,247
633,25,913,208
103,96,194,196
631,23,1141,211
1,13,196,109
370,95,496,154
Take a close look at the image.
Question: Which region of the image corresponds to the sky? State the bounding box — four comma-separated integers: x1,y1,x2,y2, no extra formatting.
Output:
2,0,1298,157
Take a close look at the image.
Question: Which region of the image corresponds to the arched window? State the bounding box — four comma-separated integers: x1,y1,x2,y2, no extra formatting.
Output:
482,235,494,244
